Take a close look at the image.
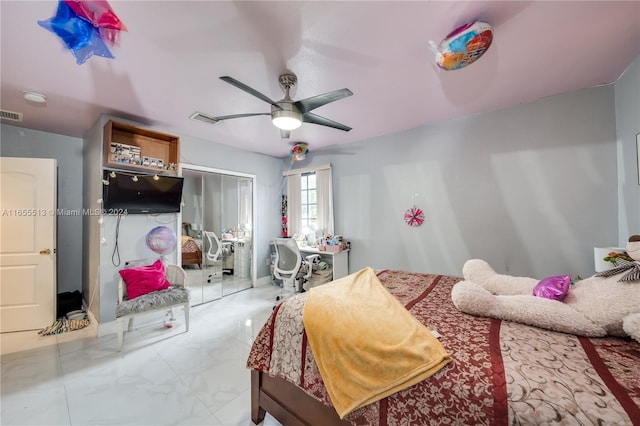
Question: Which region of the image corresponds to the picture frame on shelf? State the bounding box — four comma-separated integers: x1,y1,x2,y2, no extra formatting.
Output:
102,120,180,176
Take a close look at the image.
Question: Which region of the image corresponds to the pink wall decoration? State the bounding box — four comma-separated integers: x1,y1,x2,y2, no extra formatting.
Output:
404,206,425,227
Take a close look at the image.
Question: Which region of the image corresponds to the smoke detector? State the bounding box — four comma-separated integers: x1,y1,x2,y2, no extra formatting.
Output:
23,91,47,103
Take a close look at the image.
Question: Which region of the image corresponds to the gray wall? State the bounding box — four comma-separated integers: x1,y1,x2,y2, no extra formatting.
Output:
1,117,282,323
1,125,83,294
83,114,282,323
2,55,637,318
295,84,621,280
615,55,640,242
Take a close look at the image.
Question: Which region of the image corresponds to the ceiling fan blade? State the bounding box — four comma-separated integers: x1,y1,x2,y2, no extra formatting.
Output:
220,76,281,108
294,88,353,114
280,129,291,139
214,112,270,120
302,112,352,132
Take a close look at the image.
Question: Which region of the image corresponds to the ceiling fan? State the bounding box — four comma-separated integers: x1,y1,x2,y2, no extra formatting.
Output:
213,73,353,138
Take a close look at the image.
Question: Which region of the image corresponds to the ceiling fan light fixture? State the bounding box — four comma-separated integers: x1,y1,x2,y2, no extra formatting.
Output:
218,74,352,136
272,109,302,131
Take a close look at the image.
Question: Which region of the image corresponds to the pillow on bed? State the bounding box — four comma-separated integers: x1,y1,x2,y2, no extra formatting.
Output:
532,275,571,301
119,259,171,299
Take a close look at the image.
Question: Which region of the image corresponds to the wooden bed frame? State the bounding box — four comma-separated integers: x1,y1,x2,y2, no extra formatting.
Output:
251,370,350,426
181,249,201,268
181,223,202,268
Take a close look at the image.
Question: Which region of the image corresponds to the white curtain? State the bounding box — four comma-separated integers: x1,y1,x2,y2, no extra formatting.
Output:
286,174,301,237
316,168,334,235
238,178,252,234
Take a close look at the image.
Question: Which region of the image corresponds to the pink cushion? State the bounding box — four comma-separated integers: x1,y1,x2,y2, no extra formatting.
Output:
119,259,171,299
532,275,571,301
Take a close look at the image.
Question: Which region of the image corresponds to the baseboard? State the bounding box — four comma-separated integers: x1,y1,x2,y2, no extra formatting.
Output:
255,275,273,286
97,319,116,337
87,311,116,338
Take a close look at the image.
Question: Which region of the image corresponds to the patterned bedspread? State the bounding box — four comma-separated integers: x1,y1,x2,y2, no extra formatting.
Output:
181,236,201,253
247,270,640,425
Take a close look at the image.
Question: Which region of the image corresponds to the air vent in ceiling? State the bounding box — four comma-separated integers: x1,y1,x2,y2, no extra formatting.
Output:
0,109,23,122
189,112,220,126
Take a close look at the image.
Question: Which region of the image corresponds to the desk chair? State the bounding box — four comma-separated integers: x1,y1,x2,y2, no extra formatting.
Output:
116,261,189,351
204,231,232,281
273,238,320,294
204,231,224,263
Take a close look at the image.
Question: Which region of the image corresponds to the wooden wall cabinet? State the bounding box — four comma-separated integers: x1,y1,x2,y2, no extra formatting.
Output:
103,120,180,175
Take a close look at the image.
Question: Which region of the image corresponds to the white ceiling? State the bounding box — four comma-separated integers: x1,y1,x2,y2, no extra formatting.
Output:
1,1,639,158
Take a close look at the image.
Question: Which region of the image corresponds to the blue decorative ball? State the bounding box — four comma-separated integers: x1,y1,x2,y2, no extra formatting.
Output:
146,226,177,254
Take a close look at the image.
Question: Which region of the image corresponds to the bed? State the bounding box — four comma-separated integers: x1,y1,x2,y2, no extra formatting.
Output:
247,269,640,425
181,235,202,268
181,222,202,268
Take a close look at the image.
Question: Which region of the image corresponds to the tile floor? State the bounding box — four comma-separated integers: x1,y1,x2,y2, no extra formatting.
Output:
0,281,289,426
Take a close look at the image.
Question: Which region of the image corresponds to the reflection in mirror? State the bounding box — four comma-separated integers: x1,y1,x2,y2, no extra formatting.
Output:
181,170,220,305
181,167,254,305
221,175,253,296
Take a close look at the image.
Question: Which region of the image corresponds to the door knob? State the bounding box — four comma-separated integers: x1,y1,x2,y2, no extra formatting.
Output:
39,248,51,255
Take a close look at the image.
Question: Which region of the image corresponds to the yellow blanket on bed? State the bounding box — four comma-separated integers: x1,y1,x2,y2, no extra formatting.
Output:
303,267,452,419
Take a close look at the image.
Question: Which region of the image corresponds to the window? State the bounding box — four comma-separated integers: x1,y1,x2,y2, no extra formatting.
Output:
301,172,317,230
284,164,333,237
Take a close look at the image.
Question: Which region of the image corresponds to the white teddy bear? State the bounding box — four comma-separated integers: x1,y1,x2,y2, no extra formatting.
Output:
451,236,640,343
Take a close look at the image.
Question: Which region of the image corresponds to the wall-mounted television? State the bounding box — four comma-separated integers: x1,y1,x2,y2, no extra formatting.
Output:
102,170,184,214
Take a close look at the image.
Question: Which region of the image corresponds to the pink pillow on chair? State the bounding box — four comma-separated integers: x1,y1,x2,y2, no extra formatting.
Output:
119,259,171,299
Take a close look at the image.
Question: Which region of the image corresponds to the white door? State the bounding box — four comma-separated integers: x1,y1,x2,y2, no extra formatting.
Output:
0,157,57,332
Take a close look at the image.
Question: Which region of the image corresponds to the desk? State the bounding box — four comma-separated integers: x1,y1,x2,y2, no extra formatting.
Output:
299,247,349,280
223,238,251,278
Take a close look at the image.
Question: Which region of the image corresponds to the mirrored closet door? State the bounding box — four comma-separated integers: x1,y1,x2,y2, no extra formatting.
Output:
181,166,255,305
